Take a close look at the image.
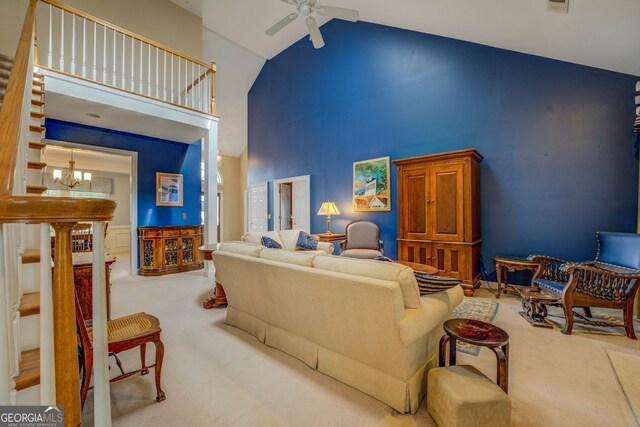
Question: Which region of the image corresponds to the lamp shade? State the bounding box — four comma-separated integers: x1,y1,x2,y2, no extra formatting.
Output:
317,202,340,216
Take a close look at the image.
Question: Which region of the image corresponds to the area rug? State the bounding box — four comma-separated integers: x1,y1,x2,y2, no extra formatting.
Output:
608,350,640,425
452,298,499,356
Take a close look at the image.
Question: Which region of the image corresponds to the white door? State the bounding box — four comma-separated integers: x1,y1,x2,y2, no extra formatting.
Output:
248,182,268,232
292,180,310,232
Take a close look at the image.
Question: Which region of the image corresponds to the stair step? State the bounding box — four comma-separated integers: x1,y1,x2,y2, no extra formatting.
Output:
30,111,45,119
33,72,43,79
0,61,11,72
19,292,40,317
32,88,44,96
29,125,45,133
26,185,47,195
32,80,44,88
15,348,40,391
29,142,46,150
27,161,46,170
31,99,44,107
22,250,40,264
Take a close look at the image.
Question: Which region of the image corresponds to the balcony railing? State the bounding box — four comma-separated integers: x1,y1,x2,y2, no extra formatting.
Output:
36,0,217,115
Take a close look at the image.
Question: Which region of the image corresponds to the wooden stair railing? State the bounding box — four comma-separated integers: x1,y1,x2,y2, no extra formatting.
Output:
0,1,117,426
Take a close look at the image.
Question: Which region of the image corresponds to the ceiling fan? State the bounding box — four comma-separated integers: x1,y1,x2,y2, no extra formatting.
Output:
265,0,359,49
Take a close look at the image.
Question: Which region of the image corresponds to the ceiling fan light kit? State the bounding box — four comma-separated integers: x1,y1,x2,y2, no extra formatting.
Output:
265,0,359,49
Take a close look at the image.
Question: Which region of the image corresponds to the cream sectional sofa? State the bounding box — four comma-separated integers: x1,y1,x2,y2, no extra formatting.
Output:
213,241,463,414
242,229,334,254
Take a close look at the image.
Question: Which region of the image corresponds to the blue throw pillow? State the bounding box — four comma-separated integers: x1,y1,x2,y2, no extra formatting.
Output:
295,231,318,251
261,236,282,249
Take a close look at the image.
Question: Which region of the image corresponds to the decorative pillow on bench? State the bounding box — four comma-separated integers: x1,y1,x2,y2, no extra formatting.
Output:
296,231,319,251
261,236,283,249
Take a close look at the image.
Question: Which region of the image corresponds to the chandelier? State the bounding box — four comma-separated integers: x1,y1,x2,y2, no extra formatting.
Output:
52,149,92,189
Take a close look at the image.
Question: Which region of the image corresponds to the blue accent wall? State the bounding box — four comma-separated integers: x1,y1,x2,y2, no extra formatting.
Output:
248,20,639,277
44,119,202,266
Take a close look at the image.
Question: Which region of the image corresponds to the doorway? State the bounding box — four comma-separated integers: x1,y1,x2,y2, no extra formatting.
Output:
273,175,310,232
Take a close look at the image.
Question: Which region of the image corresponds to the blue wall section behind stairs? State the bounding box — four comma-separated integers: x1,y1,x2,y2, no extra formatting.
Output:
247,20,639,281
44,118,202,268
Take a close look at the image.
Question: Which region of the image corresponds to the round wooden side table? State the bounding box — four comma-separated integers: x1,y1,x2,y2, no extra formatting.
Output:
438,319,510,393
493,255,541,299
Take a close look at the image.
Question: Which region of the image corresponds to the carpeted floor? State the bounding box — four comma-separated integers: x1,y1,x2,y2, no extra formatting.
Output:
83,257,640,426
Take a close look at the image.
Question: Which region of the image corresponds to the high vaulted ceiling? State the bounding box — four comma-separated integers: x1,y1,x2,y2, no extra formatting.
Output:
172,0,640,76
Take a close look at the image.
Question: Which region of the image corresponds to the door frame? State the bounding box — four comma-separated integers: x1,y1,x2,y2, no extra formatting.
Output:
44,139,138,275
273,175,311,232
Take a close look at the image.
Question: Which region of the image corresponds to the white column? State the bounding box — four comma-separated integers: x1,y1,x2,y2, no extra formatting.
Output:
203,124,219,278
91,221,111,425
0,227,12,404
39,223,55,404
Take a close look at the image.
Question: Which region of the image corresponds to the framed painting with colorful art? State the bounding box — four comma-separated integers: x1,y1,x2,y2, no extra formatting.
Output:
156,172,183,206
353,156,390,212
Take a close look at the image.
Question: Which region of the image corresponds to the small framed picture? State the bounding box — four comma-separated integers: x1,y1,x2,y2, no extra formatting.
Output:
156,172,183,206
353,156,391,212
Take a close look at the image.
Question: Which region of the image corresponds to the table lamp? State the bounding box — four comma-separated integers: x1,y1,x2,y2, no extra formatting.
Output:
317,201,340,235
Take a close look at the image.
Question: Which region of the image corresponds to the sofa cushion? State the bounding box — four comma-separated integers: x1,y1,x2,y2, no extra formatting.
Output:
261,236,283,249
296,231,319,251
243,231,283,247
313,256,421,308
260,248,318,267
279,229,302,251
218,241,264,257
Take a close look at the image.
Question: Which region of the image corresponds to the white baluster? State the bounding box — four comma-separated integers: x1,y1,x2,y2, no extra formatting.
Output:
47,4,52,68
163,50,167,101
178,57,181,105
170,54,174,103
91,222,111,426
112,30,117,86
102,26,107,83
130,37,134,91
155,47,159,99
59,9,64,71
121,33,125,88
147,44,151,96
139,40,143,94
39,223,55,404
70,13,76,74
82,18,86,78
0,226,12,405
92,22,97,81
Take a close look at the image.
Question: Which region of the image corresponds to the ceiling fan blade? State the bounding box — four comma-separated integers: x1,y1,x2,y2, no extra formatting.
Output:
316,5,359,22
265,13,299,36
305,16,325,49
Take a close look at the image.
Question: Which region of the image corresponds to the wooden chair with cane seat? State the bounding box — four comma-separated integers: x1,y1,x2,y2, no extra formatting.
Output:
75,291,166,408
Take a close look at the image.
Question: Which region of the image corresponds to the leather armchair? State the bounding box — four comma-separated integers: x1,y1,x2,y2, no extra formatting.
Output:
339,220,384,259
529,232,640,339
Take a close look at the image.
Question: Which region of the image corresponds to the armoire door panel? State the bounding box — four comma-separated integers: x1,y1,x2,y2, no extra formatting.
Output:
397,240,432,266
432,243,468,280
430,164,465,242
402,168,430,240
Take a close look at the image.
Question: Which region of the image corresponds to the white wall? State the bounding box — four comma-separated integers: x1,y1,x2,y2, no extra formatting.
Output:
202,29,264,157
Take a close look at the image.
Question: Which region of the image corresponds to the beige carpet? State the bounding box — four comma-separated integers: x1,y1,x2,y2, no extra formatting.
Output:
82,258,640,426
608,350,640,425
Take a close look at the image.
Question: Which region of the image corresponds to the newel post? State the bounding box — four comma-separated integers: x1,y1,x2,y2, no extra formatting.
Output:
51,223,81,427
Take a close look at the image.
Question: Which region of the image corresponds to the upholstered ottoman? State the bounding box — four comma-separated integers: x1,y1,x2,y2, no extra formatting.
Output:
427,365,511,427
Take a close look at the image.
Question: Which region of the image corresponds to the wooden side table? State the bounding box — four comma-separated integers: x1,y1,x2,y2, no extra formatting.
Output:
198,244,228,309
439,319,510,393
312,233,345,243
493,256,541,299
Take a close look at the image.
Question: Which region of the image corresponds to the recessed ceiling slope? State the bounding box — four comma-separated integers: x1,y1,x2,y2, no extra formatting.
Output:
172,0,640,76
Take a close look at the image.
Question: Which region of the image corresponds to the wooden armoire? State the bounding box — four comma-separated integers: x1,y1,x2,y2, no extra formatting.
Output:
394,149,483,296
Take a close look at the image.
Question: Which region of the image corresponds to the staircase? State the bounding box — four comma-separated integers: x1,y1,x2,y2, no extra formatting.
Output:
0,52,49,403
